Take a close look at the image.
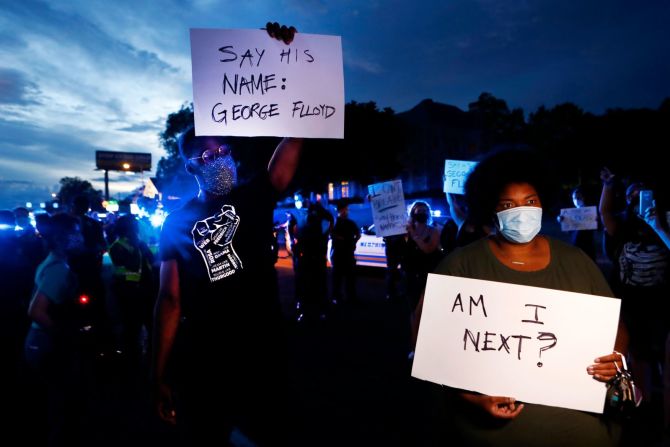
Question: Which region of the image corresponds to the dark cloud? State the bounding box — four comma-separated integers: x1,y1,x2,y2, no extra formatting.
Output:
0,117,161,207
0,118,110,178
0,68,41,105
90,175,143,183
118,119,163,133
1,0,179,76
0,179,53,209
0,32,27,50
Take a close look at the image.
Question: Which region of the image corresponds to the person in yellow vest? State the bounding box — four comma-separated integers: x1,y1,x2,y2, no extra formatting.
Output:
109,214,156,370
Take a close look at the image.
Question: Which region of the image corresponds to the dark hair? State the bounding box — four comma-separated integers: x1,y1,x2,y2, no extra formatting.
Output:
409,201,433,225
178,125,238,162
115,214,139,238
13,207,30,219
36,213,78,250
72,194,90,215
409,201,431,215
571,185,597,206
0,209,15,226
336,202,349,212
465,148,555,226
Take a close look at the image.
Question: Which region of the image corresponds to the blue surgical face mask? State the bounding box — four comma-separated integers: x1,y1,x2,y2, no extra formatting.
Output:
496,206,543,244
199,155,237,196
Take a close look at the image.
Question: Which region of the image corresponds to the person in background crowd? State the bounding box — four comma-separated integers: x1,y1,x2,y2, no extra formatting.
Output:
600,167,669,424
13,207,47,319
68,194,109,347
557,185,599,261
24,213,86,446
285,210,298,259
330,203,361,305
403,201,442,313
440,192,490,255
1,210,28,411
109,214,157,370
383,233,406,301
294,196,334,321
14,206,47,269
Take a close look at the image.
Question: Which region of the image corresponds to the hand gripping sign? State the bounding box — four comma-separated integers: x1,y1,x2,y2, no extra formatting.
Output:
412,274,621,413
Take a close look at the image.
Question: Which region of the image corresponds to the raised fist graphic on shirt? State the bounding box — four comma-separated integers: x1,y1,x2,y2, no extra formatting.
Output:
191,204,243,282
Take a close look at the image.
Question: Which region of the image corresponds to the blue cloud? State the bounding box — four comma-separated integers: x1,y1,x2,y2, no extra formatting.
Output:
0,118,112,193
0,0,669,209
1,1,179,76
0,68,41,105
118,119,163,133
0,180,53,210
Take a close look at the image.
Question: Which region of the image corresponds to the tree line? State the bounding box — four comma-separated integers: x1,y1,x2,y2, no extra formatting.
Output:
57,92,669,211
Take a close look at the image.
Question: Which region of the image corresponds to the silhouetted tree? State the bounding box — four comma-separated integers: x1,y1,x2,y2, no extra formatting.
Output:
156,103,194,182
468,92,526,150
57,177,103,211
527,103,590,186
659,97,670,115
296,101,399,193
153,93,669,202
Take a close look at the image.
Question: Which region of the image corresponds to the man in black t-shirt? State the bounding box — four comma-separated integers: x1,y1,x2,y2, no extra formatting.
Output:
153,25,302,444
331,203,360,304
295,199,333,320
154,124,302,444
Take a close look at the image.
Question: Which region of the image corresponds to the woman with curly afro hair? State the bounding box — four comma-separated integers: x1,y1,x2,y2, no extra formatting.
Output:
414,148,629,446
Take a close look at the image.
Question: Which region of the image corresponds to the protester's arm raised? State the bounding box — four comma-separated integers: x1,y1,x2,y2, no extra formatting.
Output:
268,137,303,192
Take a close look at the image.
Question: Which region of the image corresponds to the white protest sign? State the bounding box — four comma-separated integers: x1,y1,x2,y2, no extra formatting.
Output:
190,28,344,138
412,274,621,413
368,180,406,237
560,206,598,231
444,159,478,194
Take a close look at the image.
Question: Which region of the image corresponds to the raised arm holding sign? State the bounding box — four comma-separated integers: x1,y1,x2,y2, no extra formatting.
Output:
153,24,304,446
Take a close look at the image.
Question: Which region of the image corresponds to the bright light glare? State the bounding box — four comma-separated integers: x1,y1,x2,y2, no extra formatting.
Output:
150,212,166,228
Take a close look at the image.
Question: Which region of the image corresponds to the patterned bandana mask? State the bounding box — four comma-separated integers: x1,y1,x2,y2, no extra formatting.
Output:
200,155,237,196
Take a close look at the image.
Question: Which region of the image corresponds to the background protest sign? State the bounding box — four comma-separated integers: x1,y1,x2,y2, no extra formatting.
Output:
559,206,598,231
443,159,477,194
190,28,344,138
412,274,621,413
368,180,406,237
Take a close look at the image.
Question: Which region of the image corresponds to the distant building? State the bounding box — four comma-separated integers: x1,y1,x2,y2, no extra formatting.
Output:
327,181,364,201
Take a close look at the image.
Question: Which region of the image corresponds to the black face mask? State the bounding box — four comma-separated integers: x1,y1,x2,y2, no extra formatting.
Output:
413,213,429,224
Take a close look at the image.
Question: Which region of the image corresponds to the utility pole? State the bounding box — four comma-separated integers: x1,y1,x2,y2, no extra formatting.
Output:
104,169,109,201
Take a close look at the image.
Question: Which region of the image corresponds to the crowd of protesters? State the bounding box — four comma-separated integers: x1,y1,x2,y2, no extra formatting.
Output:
2,159,668,446
1,20,668,447
1,198,162,446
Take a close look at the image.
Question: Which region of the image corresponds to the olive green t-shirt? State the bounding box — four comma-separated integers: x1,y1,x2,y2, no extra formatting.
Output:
435,236,614,298
434,237,620,447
